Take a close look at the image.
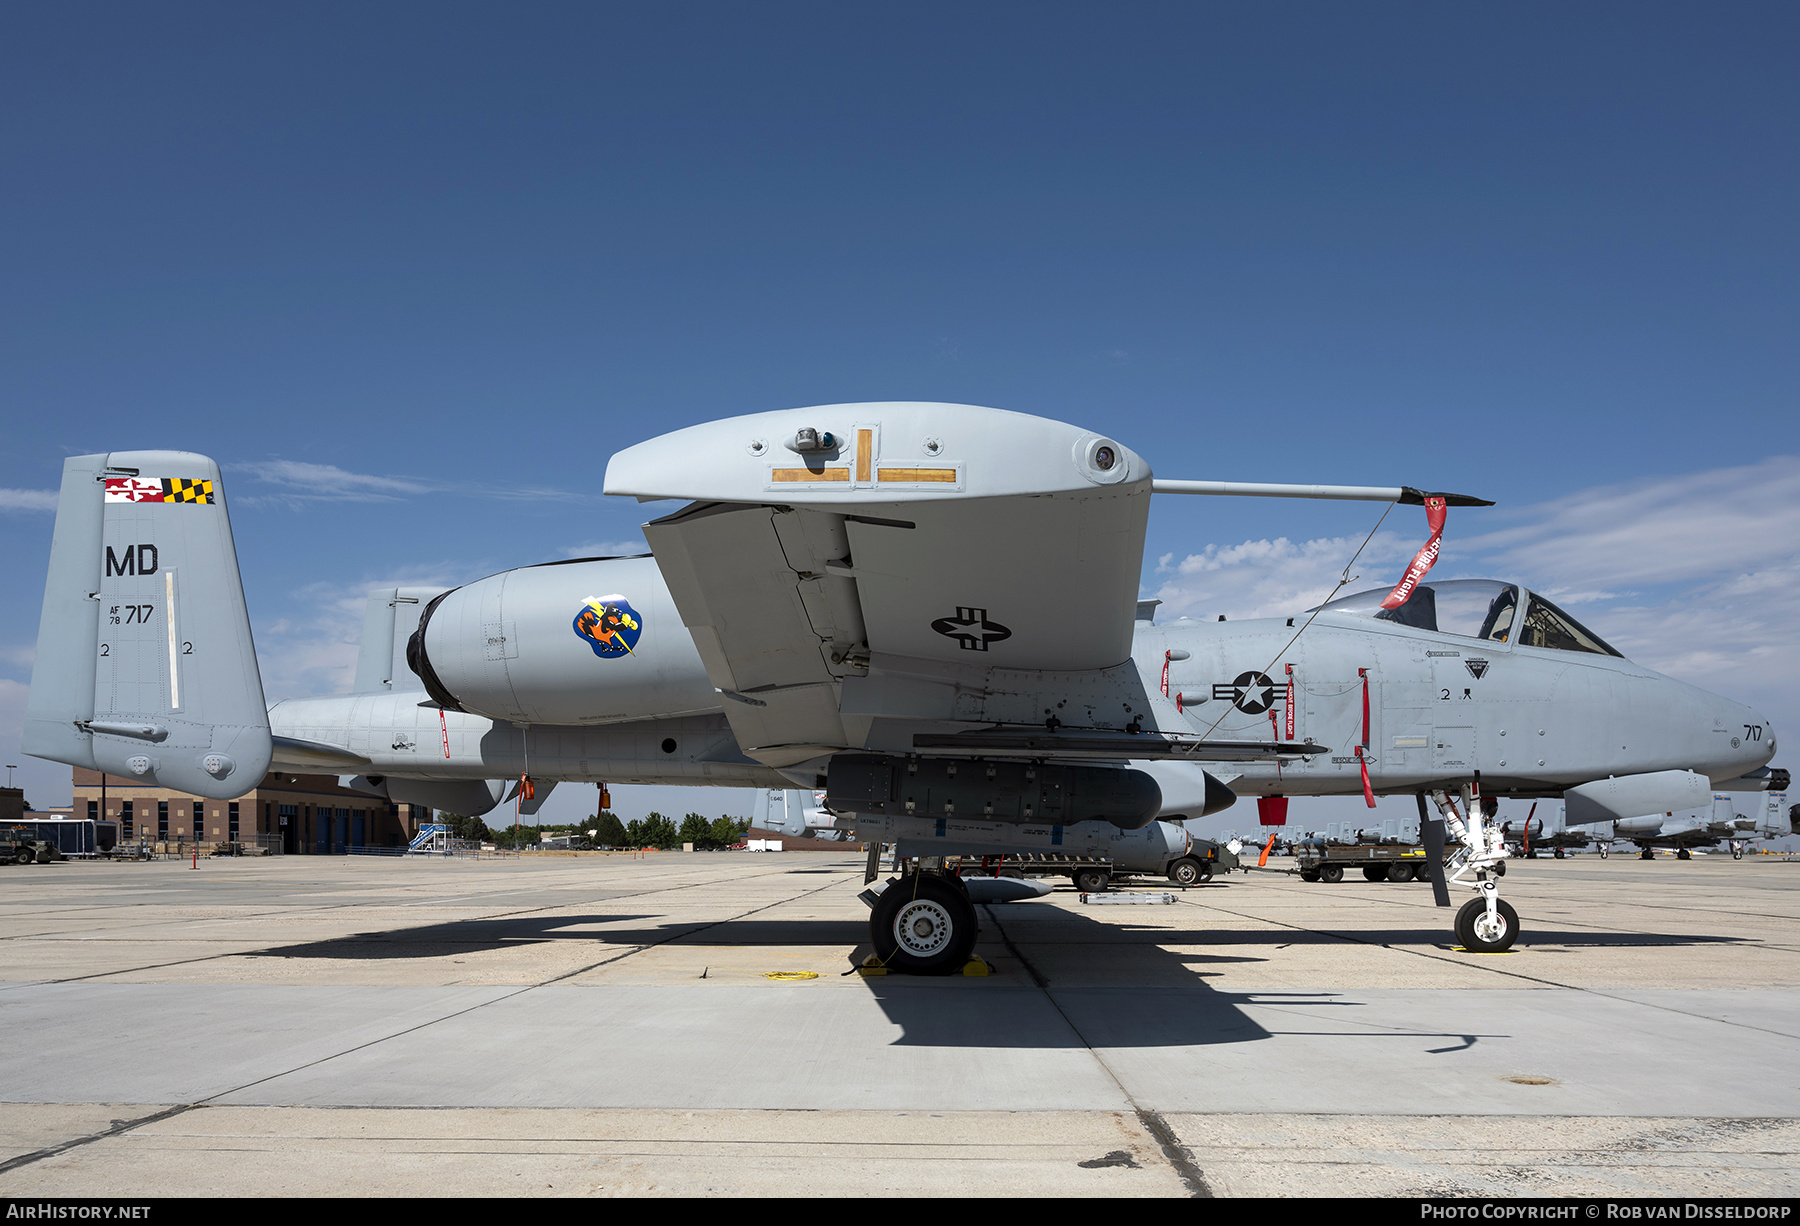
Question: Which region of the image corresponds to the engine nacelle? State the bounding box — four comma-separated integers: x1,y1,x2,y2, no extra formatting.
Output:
406,556,719,725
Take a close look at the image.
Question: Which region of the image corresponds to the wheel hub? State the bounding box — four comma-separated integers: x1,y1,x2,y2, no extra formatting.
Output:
1472,910,1509,944
892,899,954,957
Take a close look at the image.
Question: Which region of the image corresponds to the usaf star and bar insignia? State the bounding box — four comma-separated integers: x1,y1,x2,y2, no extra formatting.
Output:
104,478,216,504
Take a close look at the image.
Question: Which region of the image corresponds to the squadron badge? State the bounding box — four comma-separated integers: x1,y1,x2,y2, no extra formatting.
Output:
573,596,642,659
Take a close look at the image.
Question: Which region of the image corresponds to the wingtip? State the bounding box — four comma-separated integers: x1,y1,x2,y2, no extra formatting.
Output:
1399,486,1496,508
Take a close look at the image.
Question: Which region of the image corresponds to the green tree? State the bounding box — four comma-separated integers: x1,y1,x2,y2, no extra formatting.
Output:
629,811,678,849
709,815,748,848
591,811,628,847
677,812,710,848
444,814,490,843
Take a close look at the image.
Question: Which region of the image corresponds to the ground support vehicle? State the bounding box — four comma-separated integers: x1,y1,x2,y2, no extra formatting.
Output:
3,825,67,865
1292,839,1447,884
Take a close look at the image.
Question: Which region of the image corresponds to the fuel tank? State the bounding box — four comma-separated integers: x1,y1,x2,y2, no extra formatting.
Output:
405,556,719,725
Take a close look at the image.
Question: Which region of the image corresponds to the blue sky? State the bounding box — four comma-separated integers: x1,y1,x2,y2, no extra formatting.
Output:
2,3,1794,833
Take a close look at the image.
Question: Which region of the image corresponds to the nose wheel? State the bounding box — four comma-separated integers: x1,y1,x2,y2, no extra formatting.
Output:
1455,891,1518,953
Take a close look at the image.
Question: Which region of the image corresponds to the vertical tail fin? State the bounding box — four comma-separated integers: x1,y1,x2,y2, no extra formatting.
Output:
24,452,270,799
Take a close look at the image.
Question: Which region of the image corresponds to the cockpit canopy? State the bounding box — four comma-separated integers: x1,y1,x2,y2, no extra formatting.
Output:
1314,579,1624,658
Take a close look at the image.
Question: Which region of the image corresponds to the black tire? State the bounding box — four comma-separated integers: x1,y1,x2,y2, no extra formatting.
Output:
1168,857,1209,887
1677,849,1691,861
14,849,32,865
1640,849,1655,860
1387,862,1414,884
1733,846,1745,861
1318,864,1344,884
1073,867,1110,893
1492,861,1506,877
1553,848,1565,859
1455,896,1519,953
1362,865,1390,882
870,874,979,976
1299,869,1320,882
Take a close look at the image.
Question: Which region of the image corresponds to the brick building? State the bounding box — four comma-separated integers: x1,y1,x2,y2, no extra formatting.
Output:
72,768,430,854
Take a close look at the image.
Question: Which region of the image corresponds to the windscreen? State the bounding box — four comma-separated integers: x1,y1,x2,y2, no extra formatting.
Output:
1515,594,1623,657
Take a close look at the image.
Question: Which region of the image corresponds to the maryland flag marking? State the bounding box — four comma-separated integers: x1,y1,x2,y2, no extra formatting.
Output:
104,478,215,504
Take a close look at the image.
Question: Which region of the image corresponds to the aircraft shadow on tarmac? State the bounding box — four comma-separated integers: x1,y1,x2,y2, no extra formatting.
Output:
244,913,669,958
1100,925,1758,949
853,904,1512,1051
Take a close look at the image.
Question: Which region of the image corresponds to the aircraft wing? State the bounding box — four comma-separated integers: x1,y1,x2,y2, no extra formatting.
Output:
606,403,1159,769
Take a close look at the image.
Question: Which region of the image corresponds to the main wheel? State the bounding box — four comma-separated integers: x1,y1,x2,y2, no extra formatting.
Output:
870,874,979,976
1640,848,1655,860
1553,847,1565,859
1318,864,1344,884
1455,897,1519,953
1073,867,1110,893
1362,865,1390,882
1387,862,1415,883
1677,848,1692,860
1168,857,1209,887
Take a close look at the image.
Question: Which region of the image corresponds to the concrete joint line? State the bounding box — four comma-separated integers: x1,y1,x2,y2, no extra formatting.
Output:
981,903,1214,1198
0,1103,196,1176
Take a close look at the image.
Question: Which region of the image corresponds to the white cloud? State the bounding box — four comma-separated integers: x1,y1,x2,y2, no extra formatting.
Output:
242,460,432,501
237,460,591,506
0,488,58,512
1151,530,1412,621
1459,457,1800,590
254,570,461,702
563,539,649,558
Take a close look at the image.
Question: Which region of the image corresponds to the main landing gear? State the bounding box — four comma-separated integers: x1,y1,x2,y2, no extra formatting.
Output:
1431,783,1520,953
868,869,980,975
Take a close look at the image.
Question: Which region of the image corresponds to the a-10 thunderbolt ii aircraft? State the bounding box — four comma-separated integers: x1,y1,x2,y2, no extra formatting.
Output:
24,403,1784,971
1591,791,1796,860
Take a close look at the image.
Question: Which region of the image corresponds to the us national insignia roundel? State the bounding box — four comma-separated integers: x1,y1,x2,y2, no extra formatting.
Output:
573,596,642,659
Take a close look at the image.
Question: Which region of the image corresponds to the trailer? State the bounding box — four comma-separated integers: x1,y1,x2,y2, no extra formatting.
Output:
10,818,111,859
1291,838,1450,884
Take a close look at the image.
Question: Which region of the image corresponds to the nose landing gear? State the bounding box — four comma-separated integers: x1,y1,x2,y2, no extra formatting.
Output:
1433,782,1521,953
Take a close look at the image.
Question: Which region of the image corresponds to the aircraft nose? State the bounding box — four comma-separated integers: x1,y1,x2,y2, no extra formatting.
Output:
1728,703,1775,769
